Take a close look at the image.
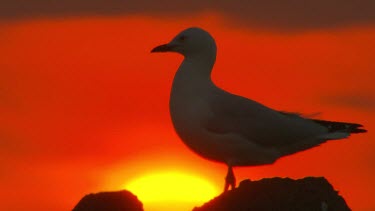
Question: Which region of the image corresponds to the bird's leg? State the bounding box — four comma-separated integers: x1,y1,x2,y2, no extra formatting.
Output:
224,165,236,192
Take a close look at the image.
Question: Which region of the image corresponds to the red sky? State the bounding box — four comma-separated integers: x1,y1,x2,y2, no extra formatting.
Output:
1,14,374,210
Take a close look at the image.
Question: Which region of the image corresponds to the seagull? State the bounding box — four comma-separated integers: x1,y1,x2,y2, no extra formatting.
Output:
151,27,367,192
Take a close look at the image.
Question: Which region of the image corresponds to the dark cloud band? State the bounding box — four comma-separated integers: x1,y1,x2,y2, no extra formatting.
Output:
1,0,375,30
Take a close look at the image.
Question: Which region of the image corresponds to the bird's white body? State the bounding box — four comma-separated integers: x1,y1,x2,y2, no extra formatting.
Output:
169,53,340,167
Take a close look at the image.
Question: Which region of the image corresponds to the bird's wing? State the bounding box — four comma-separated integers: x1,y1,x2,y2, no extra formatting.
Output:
205,88,328,149
279,112,367,133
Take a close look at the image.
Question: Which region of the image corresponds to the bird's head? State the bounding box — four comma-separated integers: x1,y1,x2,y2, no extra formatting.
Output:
151,27,216,58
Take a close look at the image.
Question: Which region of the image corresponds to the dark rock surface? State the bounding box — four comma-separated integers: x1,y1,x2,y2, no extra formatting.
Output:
72,190,143,211
193,177,351,211
72,177,350,211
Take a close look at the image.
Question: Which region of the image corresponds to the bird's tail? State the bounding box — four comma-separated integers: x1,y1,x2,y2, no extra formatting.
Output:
279,119,366,156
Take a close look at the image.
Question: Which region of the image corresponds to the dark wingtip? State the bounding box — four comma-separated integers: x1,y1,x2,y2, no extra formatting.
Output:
312,119,368,134
355,128,367,133
348,123,367,133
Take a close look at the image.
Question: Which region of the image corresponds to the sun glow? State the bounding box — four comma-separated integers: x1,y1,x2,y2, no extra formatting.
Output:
125,171,220,207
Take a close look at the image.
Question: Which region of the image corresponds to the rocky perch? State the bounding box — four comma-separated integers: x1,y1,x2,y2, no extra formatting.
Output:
72,190,143,211
73,177,350,211
194,177,350,211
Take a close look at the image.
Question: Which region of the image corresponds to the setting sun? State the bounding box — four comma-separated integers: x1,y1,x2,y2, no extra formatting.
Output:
125,171,220,210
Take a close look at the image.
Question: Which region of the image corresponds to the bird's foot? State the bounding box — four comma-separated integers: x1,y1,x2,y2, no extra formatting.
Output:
224,166,236,192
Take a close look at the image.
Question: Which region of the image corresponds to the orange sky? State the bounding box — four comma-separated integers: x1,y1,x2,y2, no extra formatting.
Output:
1,15,374,210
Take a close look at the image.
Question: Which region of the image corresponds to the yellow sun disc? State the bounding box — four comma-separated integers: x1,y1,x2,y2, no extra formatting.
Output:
124,171,220,203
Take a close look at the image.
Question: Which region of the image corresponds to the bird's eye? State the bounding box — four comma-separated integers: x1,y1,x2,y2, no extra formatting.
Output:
179,35,186,41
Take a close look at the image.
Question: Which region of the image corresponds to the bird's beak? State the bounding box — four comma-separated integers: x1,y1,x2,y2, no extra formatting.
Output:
151,44,173,53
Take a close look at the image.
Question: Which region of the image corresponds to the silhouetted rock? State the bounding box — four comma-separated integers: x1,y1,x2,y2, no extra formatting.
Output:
193,177,350,211
73,190,143,211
